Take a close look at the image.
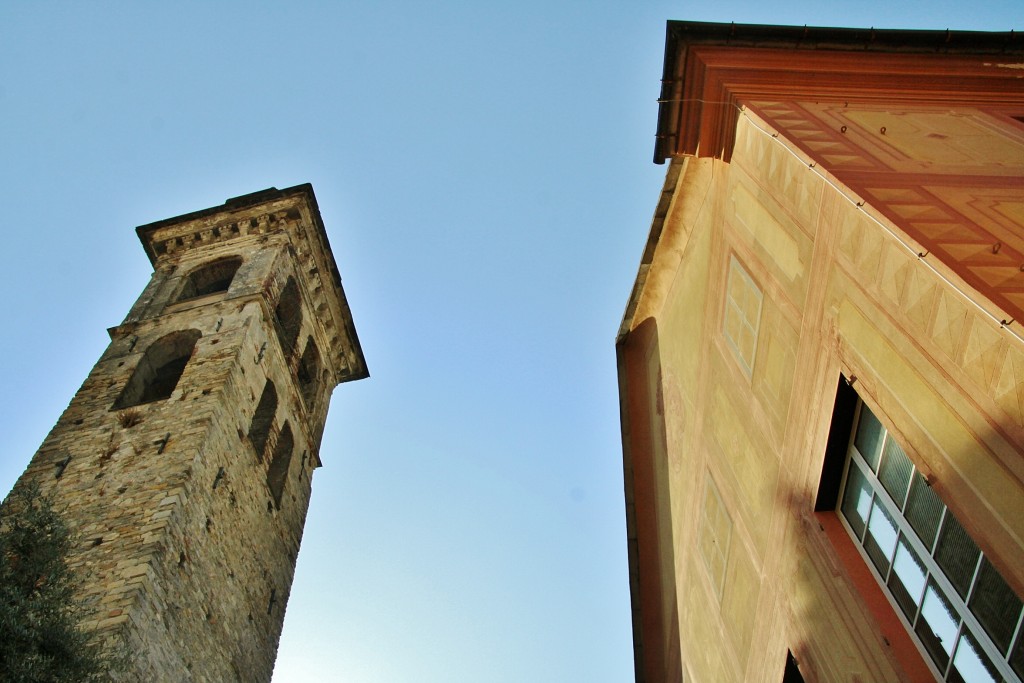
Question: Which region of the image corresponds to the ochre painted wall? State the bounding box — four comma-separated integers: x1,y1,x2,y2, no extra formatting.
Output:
620,108,1024,682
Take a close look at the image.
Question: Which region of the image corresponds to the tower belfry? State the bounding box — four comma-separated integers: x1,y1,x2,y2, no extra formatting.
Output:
12,185,367,681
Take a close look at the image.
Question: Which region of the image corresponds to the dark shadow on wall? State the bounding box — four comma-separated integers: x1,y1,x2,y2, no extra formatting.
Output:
779,373,1024,683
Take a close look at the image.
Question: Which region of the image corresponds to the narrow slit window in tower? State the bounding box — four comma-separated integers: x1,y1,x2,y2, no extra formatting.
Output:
249,380,277,461
274,277,302,359
296,336,322,412
267,422,294,509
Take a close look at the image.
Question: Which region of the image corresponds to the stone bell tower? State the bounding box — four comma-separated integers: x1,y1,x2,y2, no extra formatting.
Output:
10,185,367,681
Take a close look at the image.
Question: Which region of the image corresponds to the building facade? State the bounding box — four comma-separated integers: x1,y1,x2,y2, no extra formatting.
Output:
8,185,367,680
618,23,1024,683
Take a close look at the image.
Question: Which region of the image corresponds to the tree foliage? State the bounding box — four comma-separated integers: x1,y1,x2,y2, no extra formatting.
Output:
0,482,115,682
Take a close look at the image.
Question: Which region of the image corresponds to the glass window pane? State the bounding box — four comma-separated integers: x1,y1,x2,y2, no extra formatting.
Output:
878,437,913,507
854,406,884,471
904,473,944,551
935,513,981,600
915,579,960,671
888,535,927,620
969,557,1023,655
948,630,1001,683
840,462,872,540
837,399,1023,682
865,500,898,575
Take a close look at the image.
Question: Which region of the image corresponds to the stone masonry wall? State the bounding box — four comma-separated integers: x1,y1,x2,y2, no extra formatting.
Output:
11,203,343,682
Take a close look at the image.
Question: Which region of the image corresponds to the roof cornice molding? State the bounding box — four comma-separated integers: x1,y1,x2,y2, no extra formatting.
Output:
655,21,1024,163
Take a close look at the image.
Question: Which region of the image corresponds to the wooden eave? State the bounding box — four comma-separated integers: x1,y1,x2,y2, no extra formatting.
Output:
655,21,1024,163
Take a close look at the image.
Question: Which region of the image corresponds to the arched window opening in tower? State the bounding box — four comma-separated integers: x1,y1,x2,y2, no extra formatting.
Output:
175,256,242,302
112,329,202,409
267,421,294,509
296,337,322,412
249,380,277,461
274,277,302,359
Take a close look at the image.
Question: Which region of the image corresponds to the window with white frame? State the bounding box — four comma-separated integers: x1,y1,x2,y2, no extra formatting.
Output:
723,255,762,375
838,399,1024,682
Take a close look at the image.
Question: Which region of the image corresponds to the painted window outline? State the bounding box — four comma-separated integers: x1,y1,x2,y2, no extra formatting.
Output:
699,474,733,601
723,255,763,376
111,329,201,410
835,398,1024,682
174,256,242,303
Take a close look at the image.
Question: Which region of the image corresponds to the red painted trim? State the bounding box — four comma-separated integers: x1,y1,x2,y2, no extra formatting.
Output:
817,512,937,683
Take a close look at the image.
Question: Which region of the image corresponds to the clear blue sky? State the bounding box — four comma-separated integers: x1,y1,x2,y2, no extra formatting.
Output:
0,2,1017,682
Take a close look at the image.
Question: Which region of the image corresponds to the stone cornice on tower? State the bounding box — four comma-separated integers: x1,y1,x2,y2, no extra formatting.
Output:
136,184,368,385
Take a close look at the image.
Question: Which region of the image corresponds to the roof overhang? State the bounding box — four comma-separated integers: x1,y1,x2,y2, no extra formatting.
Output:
655,21,1024,163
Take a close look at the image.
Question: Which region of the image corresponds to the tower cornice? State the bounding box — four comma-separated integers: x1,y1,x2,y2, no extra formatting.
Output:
136,184,368,385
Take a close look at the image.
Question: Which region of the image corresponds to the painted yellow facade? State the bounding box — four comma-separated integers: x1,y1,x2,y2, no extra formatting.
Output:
618,24,1024,683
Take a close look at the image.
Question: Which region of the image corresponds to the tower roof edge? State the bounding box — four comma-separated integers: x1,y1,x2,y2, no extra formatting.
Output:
135,184,368,384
